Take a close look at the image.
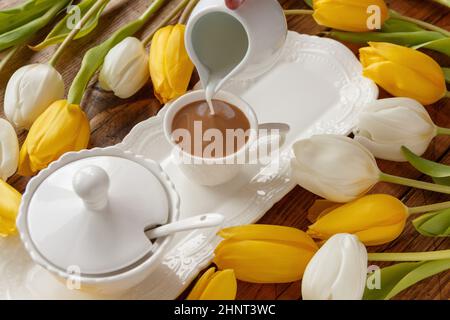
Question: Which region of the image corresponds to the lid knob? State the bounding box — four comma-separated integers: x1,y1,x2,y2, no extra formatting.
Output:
72,165,110,211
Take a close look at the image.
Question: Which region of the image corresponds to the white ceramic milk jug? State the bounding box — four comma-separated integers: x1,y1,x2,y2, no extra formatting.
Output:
185,0,287,98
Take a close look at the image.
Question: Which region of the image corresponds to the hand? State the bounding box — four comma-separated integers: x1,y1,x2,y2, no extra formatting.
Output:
225,0,246,10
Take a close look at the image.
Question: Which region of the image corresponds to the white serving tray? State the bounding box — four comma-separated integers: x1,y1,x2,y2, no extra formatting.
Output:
0,32,377,300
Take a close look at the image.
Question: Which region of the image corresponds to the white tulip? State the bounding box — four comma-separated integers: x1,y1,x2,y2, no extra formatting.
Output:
4,63,65,130
0,118,19,181
354,98,437,162
291,135,380,202
302,234,368,300
99,37,150,99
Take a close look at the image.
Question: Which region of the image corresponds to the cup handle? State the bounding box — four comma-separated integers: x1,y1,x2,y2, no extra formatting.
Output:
248,123,290,161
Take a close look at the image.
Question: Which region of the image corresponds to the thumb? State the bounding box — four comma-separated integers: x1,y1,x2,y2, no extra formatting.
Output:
225,0,246,10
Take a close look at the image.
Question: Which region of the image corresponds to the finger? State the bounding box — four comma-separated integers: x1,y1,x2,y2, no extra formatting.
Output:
225,0,245,10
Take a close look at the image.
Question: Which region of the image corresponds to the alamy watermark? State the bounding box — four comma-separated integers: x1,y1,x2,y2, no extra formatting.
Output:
171,123,283,167
66,5,82,30
66,265,82,290
367,265,382,290
367,5,384,30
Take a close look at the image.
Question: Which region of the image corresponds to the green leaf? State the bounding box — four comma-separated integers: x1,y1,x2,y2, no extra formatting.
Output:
413,37,450,57
364,259,450,300
0,0,71,52
431,0,450,8
303,0,313,8
381,18,425,32
30,0,109,51
402,146,450,186
433,176,450,185
413,209,450,237
0,0,60,34
443,68,450,84
67,0,167,105
329,30,445,47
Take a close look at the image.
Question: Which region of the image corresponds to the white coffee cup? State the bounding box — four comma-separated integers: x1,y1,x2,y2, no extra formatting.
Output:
163,90,288,186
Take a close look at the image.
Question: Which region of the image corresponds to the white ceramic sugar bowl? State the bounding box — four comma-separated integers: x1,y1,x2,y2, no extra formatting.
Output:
17,147,182,295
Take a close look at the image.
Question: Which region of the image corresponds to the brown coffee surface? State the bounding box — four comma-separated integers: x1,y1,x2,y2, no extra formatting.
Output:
171,100,250,158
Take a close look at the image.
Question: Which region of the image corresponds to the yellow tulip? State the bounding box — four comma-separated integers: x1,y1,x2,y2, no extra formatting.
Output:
307,194,408,246
313,0,389,32
149,24,194,104
0,180,21,237
360,42,446,105
18,100,90,176
187,267,237,300
214,225,318,283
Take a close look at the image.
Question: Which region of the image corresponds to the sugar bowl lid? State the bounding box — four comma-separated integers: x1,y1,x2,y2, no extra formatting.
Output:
18,147,179,276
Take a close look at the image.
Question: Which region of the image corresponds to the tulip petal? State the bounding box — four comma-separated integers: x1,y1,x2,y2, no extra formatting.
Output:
291,135,380,202
355,134,431,162
99,37,149,99
333,235,368,299
360,43,446,104
367,42,445,88
291,161,376,202
292,135,379,182
354,221,406,246
0,179,21,237
358,107,435,143
165,25,194,96
4,64,65,129
149,24,194,104
199,269,237,300
354,97,437,161
361,97,430,119
214,239,316,283
187,267,216,300
302,234,367,300
360,47,385,67
362,60,445,105
313,0,388,32
0,118,19,180
150,26,171,102
18,100,90,176
307,194,408,246
218,225,318,251
18,142,34,177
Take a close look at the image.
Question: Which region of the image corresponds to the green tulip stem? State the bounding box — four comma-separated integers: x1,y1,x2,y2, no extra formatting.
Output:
389,10,450,37
368,249,450,262
379,172,450,194
445,91,450,99
0,44,21,73
142,0,190,46
408,201,450,215
48,0,110,67
437,126,450,135
284,9,314,16
179,0,200,25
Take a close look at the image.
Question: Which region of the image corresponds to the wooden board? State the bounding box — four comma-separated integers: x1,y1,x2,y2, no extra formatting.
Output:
0,0,449,300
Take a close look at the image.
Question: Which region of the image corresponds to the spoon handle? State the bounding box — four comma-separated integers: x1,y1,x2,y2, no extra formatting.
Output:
145,213,225,239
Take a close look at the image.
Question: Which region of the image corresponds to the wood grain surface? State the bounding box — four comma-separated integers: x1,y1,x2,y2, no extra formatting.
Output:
0,0,449,300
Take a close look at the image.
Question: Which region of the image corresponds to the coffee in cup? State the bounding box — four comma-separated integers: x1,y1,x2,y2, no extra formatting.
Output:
171,99,250,158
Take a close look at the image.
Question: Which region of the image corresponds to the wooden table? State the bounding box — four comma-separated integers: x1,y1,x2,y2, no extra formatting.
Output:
0,0,449,300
